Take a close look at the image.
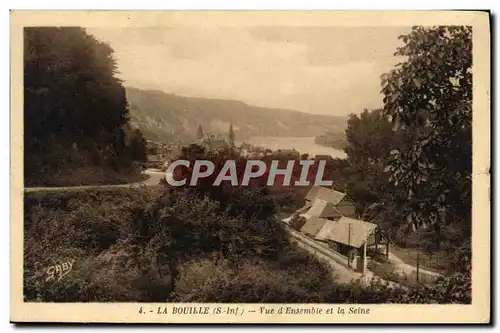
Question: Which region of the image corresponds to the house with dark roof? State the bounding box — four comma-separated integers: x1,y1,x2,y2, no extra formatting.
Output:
304,186,357,218
283,186,389,274
299,215,389,274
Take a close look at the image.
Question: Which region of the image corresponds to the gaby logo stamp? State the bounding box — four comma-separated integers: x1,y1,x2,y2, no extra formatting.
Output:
45,259,75,282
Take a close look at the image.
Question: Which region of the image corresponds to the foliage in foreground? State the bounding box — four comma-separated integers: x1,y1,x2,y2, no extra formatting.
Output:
24,187,471,304
322,26,472,274
24,27,147,186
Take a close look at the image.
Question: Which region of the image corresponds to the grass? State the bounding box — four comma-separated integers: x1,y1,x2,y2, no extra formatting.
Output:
390,245,450,275
367,260,439,287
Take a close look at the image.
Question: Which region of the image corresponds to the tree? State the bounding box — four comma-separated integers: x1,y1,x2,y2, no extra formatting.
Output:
314,132,347,151
289,213,307,231
196,124,204,140
341,109,411,215
228,124,235,147
24,27,131,184
200,134,231,152
380,26,472,235
345,109,408,165
126,128,148,162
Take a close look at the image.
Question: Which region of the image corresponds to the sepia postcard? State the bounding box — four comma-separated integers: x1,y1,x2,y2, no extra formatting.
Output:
10,10,490,324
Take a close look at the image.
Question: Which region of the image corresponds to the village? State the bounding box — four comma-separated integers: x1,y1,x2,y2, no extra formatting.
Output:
143,136,441,287
281,185,442,286
144,137,332,171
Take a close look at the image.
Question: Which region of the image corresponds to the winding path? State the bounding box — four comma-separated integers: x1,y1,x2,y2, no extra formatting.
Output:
24,169,167,193
386,251,442,278
288,228,402,288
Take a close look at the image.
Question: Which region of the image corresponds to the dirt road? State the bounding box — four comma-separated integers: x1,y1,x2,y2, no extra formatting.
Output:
288,228,401,288
24,169,168,192
387,251,442,278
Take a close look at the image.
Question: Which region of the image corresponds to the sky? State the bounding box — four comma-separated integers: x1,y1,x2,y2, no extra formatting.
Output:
87,26,410,116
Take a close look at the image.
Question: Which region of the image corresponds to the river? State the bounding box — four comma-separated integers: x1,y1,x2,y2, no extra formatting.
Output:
240,136,346,159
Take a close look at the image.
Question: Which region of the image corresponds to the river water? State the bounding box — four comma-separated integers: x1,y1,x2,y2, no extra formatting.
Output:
240,136,346,159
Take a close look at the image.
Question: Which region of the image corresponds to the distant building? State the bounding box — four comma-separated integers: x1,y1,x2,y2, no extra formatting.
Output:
248,151,265,159
161,147,183,171
199,134,231,152
314,154,334,161
146,140,168,168
304,186,357,218
270,148,300,159
238,143,268,158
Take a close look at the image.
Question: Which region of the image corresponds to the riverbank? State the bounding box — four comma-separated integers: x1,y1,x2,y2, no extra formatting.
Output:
239,136,347,159
313,133,348,152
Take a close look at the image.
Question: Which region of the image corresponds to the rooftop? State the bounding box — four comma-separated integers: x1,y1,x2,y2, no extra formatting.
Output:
305,198,343,219
305,186,347,205
300,216,378,248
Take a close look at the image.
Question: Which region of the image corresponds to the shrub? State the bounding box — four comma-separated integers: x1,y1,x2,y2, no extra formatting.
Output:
289,213,307,231
172,257,329,303
24,242,174,302
131,192,291,271
325,273,471,304
24,186,471,304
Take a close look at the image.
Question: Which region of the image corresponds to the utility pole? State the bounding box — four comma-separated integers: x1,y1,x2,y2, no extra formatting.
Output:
348,223,351,247
416,225,422,284
348,223,352,267
416,248,420,284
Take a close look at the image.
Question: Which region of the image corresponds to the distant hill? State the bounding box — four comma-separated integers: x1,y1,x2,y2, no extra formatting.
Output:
126,87,347,142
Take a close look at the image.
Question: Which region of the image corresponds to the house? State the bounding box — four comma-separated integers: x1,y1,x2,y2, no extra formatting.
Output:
146,140,168,168
282,186,389,274
304,186,357,218
161,147,183,171
248,151,265,159
283,186,356,223
298,216,389,274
